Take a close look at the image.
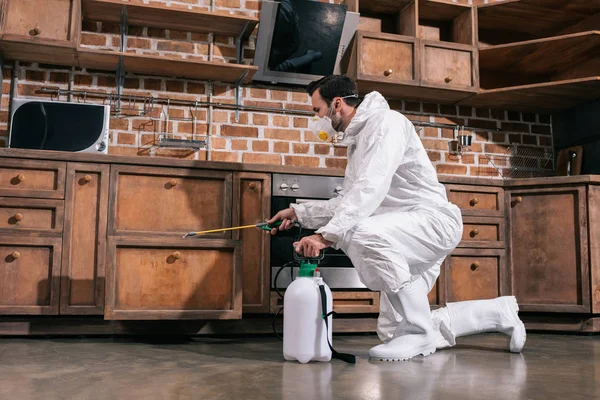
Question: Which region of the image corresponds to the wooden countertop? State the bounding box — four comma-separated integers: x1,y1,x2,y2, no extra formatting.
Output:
3,148,598,187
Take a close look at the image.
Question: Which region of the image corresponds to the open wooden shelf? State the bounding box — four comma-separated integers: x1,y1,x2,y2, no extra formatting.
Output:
81,0,258,39
477,0,599,45
419,0,471,21
358,0,414,15
480,31,600,79
77,49,257,83
459,77,600,112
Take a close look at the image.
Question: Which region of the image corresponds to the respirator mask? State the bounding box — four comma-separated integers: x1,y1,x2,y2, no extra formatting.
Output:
308,94,358,145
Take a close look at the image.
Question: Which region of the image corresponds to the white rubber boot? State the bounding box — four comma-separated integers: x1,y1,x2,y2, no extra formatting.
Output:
369,278,437,361
431,296,526,353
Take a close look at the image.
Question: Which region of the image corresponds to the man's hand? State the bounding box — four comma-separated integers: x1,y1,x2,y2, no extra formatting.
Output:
267,207,297,235
293,234,333,258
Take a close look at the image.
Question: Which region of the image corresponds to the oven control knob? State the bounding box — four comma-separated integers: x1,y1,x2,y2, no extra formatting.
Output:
291,183,300,191
334,186,343,194
279,183,289,191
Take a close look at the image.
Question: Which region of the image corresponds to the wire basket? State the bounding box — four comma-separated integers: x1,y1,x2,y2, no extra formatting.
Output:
483,144,555,179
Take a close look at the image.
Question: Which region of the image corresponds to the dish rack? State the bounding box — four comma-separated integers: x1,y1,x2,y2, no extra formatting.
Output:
483,144,555,179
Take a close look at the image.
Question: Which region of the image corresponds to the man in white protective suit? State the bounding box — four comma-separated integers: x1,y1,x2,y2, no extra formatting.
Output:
267,75,526,361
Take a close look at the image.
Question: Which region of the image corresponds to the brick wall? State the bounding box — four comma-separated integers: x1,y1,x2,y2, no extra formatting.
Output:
0,0,551,178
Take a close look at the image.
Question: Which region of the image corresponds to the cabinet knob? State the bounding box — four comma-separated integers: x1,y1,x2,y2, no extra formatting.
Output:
384,69,393,77
84,175,92,183
15,174,25,183
470,228,479,237
29,27,41,37
11,251,20,260
169,179,177,187
515,196,523,203
445,76,453,83
248,182,257,190
470,262,480,271
14,213,23,222
172,251,181,260
470,197,479,206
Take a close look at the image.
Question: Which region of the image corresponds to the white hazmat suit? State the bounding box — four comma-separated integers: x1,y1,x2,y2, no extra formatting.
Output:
291,91,525,360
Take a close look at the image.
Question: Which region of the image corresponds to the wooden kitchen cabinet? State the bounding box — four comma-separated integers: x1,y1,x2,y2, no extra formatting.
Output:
232,172,271,314
0,0,80,66
60,163,109,315
105,237,242,320
108,165,233,239
507,186,590,313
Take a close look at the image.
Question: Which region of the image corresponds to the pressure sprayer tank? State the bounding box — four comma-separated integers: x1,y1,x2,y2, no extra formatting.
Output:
283,263,333,363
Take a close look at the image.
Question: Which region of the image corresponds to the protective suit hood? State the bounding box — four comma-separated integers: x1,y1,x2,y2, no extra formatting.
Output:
339,91,390,145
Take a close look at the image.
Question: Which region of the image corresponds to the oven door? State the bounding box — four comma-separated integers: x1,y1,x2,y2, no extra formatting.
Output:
270,196,366,289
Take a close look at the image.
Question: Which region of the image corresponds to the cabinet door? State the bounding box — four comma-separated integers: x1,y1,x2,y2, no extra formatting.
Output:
445,249,507,302
109,165,233,239
105,238,242,320
0,0,80,43
232,172,271,313
421,41,478,90
508,187,590,313
0,236,61,315
61,163,109,315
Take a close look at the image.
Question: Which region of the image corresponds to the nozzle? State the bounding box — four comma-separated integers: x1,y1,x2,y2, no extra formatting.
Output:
182,232,196,239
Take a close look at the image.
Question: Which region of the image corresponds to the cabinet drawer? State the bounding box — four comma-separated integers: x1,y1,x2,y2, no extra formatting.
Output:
2,0,79,42
458,216,505,248
421,41,476,89
356,31,418,83
446,249,507,302
271,291,380,314
0,236,61,315
0,198,64,234
105,238,242,320
110,166,232,238
0,159,66,199
446,185,503,216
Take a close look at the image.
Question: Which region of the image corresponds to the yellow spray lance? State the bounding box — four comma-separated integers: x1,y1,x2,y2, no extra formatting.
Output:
182,221,284,238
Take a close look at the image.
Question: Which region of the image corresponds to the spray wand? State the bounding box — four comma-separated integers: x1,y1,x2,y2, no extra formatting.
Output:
183,220,297,238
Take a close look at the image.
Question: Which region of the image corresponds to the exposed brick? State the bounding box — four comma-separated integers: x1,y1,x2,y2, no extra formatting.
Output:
421,139,451,151
291,92,309,103
253,114,269,125
144,79,162,90
492,133,507,143
506,111,521,121
252,140,269,152
475,108,490,118
538,114,551,124
97,76,117,88
434,116,465,125
213,45,237,58
468,119,498,130
166,80,185,93
459,154,476,164
128,26,145,36
212,151,239,162
273,115,289,127
80,32,107,46
423,127,439,137
246,0,261,10
242,153,282,165
274,142,290,153
216,0,241,7
264,128,301,141
285,156,320,168
118,133,137,145
484,143,510,154
154,148,198,159
475,132,489,142
458,106,473,117
178,123,208,135
191,33,209,42
213,111,229,123
214,85,235,98
314,144,331,155
325,158,347,169
230,112,249,125
18,83,44,97
157,40,194,53
250,88,267,98
531,124,552,135
388,100,403,111
169,30,189,40
125,78,140,89
501,122,529,133
522,113,536,122
108,146,139,156
187,82,206,94
422,103,438,114
538,136,553,147
246,100,284,109
441,128,455,139
490,109,505,120
404,101,421,112
293,143,310,154
509,134,522,144
221,125,259,138
522,134,537,145
333,147,347,157
231,139,248,150
82,21,99,33
25,70,46,82
472,166,501,178
214,35,232,45
147,28,167,38
49,72,69,84
427,151,441,162
211,137,227,149
270,90,289,101
293,117,308,128
168,109,186,119
440,105,457,115
110,118,130,130
436,164,468,175
140,134,157,147
128,37,152,49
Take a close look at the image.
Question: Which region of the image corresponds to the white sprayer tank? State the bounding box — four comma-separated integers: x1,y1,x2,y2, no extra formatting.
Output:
283,276,333,363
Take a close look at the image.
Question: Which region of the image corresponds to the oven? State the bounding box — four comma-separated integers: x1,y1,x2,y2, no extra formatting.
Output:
270,173,366,290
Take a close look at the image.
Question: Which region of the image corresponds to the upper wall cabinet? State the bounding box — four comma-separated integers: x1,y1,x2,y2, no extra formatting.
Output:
0,0,81,66
343,0,478,104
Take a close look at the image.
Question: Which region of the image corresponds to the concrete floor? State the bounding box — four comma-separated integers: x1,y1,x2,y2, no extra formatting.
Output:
0,333,598,400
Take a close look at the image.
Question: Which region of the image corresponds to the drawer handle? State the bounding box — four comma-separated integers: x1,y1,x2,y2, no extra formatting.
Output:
470,228,479,237
384,69,393,77
248,182,257,190
445,76,453,83
470,262,480,271
14,213,23,222
168,179,177,188
84,175,92,183
10,251,20,261
12,173,25,184
515,196,523,203
470,197,479,206
29,27,41,36
172,251,181,260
